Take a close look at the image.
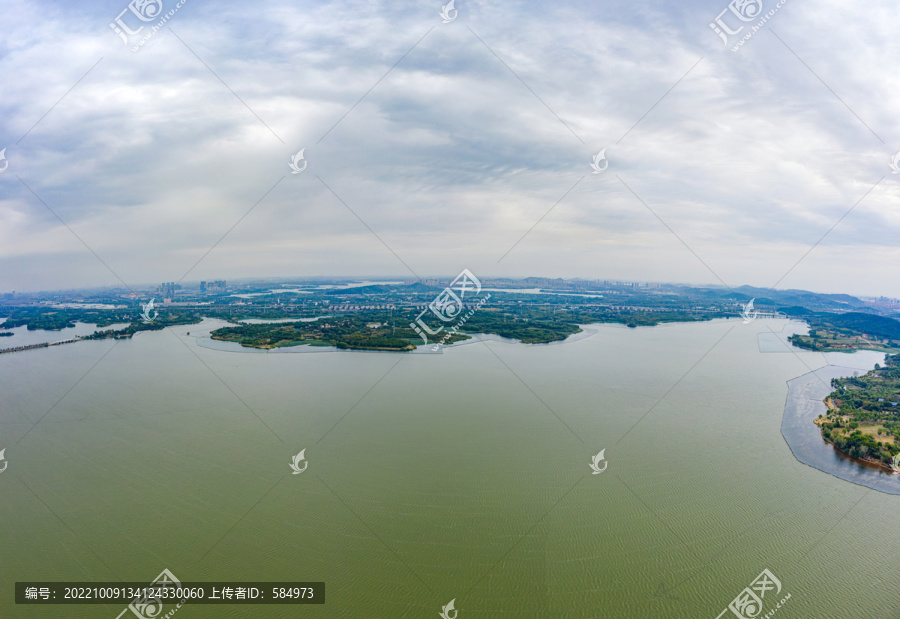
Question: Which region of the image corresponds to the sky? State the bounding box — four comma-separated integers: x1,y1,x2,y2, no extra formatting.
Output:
0,0,899,296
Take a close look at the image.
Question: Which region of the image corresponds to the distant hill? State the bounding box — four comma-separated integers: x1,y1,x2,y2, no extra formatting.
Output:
687,285,868,313
822,312,900,341
732,285,867,310
785,308,900,341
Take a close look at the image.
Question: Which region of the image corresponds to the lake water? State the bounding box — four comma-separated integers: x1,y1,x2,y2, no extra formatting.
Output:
0,320,130,349
2,319,899,618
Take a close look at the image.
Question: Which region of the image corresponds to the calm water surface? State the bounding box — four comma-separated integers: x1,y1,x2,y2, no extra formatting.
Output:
0,320,129,348
2,319,899,618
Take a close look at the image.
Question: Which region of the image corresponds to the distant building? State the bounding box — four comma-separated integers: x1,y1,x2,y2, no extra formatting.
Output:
157,282,181,298
200,280,226,293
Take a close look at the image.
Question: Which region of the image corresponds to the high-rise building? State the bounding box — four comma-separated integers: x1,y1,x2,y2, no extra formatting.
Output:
156,282,181,298
203,280,227,293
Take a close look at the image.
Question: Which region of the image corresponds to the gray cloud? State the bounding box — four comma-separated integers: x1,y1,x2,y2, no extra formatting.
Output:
0,0,898,295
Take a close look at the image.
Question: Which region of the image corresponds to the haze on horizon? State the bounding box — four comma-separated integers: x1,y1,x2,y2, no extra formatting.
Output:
1,0,899,297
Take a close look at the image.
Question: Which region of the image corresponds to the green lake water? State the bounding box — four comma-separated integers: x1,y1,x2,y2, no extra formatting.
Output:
2,318,898,618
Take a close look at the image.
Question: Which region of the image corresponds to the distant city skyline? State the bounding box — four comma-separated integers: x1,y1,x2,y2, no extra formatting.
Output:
3,274,898,303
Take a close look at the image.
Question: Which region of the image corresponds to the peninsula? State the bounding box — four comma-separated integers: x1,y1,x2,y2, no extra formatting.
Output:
815,353,900,470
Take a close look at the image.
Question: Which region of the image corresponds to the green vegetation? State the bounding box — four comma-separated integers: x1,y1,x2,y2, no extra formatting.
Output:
208,306,727,351
5,281,898,354
575,310,728,329
451,308,582,344
83,311,202,339
211,315,432,351
0,307,202,340
0,297,725,353
201,308,328,322
0,308,134,331
788,311,900,352
817,354,900,468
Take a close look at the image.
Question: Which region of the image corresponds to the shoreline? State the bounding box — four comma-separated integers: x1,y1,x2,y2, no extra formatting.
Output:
780,352,900,495
812,403,898,473
199,323,605,355
0,337,83,354
822,437,897,473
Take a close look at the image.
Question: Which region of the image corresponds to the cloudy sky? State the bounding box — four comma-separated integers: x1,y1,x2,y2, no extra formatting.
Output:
1,0,898,296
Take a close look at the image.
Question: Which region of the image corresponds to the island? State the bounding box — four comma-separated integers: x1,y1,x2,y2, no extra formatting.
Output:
203,305,728,350
210,316,423,351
